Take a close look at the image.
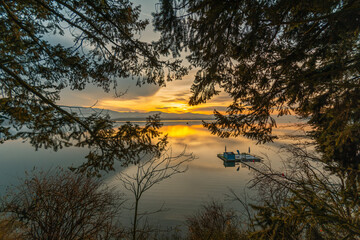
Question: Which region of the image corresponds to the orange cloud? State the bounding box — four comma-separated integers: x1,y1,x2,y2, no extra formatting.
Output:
58,68,233,115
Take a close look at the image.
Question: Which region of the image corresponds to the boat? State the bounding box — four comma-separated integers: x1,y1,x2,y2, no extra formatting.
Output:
217,148,261,163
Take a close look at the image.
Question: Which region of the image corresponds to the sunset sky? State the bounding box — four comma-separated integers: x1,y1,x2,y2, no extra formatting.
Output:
57,0,232,115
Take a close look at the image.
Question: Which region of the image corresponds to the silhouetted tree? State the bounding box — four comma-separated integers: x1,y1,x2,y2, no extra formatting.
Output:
154,2,360,238
1,168,124,240
117,148,194,240
240,145,360,239
186,201,245,240
153,0,360,168
0,0,187,174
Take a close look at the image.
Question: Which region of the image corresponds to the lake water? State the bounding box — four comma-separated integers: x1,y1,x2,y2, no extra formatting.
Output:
0,120,306,230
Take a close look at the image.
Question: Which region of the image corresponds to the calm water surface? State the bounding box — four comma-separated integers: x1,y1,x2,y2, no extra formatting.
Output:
0,121,304,229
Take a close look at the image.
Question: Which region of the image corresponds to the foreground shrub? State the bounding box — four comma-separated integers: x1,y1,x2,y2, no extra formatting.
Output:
186,201,245,240
1,168,124,240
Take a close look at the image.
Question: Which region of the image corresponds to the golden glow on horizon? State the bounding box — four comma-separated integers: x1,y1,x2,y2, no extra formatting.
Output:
92,97,292,116
158,102,194,113
161,125,208,138
160,123,308,143
85,72,232,115
94,97,230,115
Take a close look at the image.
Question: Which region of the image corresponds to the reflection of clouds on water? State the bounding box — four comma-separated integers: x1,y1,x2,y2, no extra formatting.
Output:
0,121,309,230
159,123,305,171
109,122,308,229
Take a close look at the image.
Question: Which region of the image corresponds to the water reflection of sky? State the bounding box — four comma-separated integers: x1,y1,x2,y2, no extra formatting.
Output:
108,123,309,228
0,122,308,229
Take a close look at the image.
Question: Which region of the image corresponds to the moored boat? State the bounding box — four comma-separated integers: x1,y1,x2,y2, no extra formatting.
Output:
217,148,261,163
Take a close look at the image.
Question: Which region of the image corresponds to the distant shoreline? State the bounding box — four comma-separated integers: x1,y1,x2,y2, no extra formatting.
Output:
112,118,214,121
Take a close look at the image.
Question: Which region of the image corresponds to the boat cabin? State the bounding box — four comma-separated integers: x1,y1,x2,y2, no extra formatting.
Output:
223,152,235,160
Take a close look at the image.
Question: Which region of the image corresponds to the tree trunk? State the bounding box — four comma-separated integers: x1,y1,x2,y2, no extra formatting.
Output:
132,198,139,240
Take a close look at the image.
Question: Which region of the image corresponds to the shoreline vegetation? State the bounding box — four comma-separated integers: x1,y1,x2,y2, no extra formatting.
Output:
3,140,354,239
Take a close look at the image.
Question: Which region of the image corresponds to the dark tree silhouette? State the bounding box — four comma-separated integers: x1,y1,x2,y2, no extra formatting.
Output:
1,169,125,240
243,145,360,239
117,148,194,240
0,0,187,174
153,0,360,168
186,201,244,240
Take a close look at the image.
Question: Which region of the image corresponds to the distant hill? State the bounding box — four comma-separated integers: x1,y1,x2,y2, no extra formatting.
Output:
59,106,215,120
0,107,304,137
58,106,306,123
112,111,216,121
